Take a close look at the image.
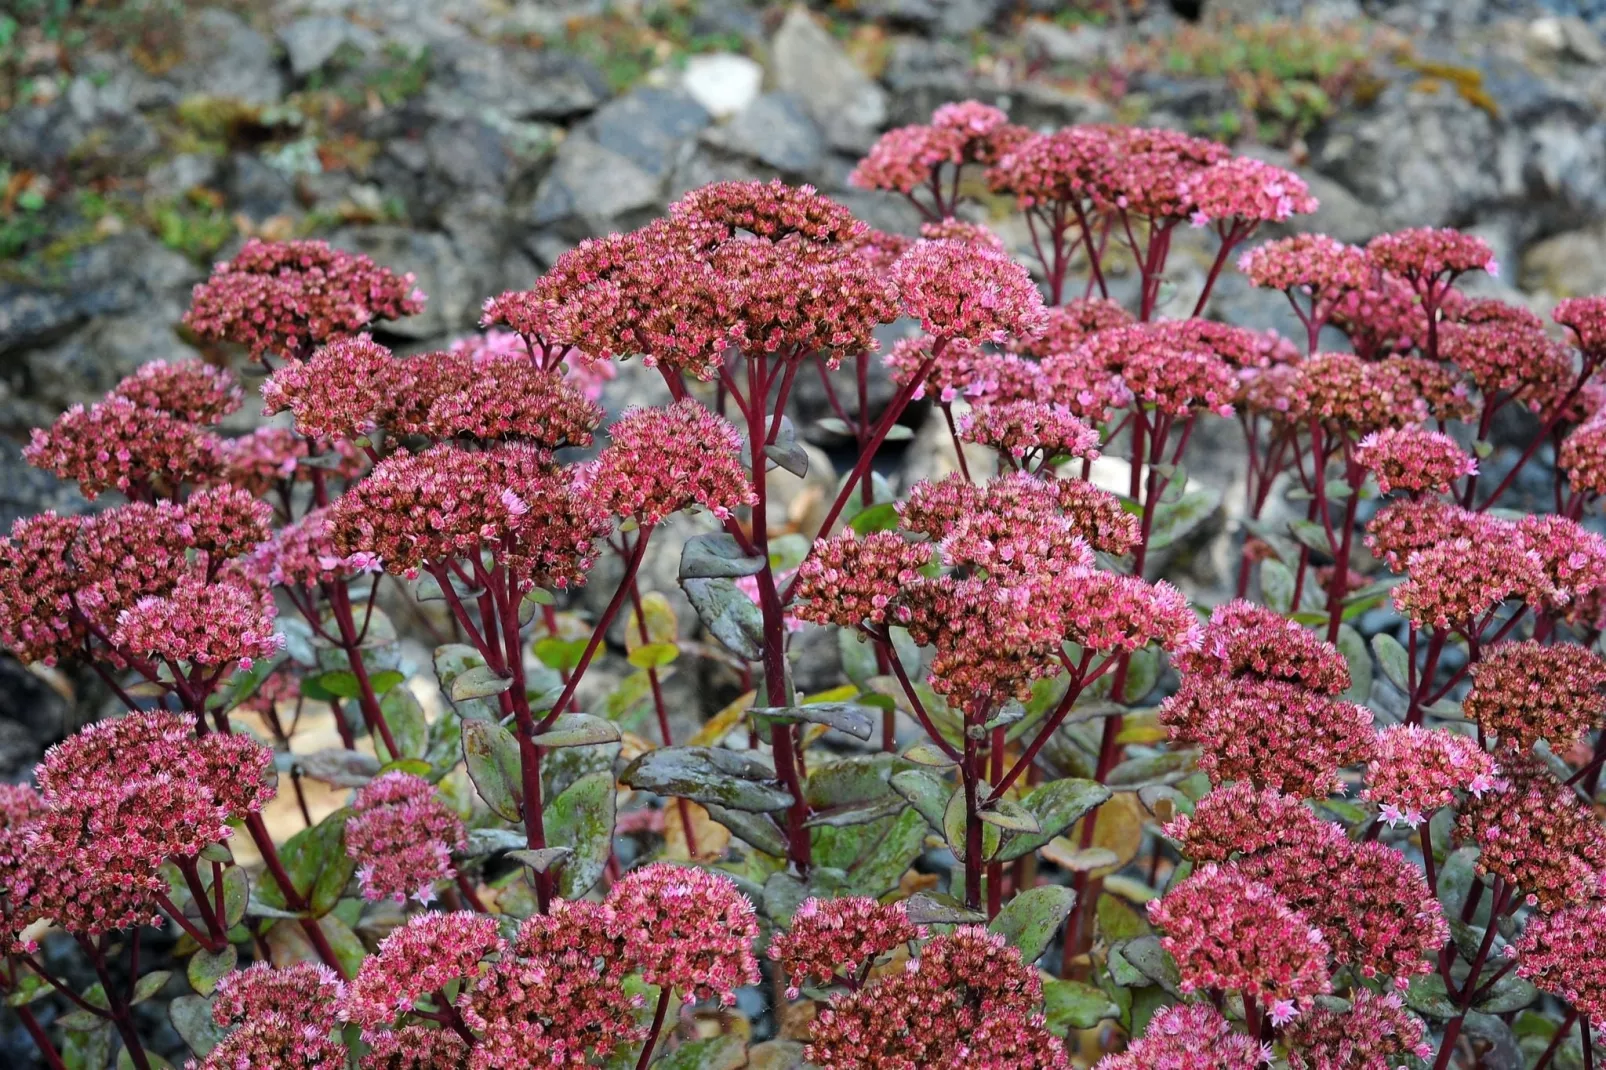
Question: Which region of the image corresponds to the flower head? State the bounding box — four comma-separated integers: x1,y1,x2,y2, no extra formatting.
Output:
0,511,86,664
1294,353,1427,433
1053,479,1140,556
1440,322,1573,412
194,1013,346,1069
24,397,222,499
1561,418,1606,497
261,335,409,440
1354,425,1477,496
1179,155,1318,225
1365,497,1484,572
341,912,504,1034
113,574,283,669
672,179,864,244
892,240,1048,347
1177,600,1351,694
1464,640,1606,750
1366,227,1497,284
426,355,604,446
1092,1003,1266,1070
1161,676,1375,796
359,1025,471,1070
68,502,193,634
112,359,242,424
769,897,923,997
959,401,1101,467
182,484,274,562
1156,319,1301,371
792,530,933,630
255,507,380,589
1238,234,1372,310
604,863,760,1005
346,772,467,904
216,427,365,495
1148,864,1331,1011
1283,989,1432,1070
185,238,424,359
1393,526,1554,630
1015,298,1135,358
1053,571,1199,655
1038,346,1134,423
1554,295,1606,354
214,962,345,1027
1363,725,1498,828
1166,782,1332,863
1516,900,1606,1020
585,400,754,525
1518,513,1606,616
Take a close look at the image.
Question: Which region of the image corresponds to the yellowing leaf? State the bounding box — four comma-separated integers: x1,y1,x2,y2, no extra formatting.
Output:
625,592,678,653
664,800,731,862
689,689,758,747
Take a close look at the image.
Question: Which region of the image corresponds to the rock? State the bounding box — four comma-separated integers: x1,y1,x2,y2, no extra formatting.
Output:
1530,16,1606,63
1010,81,1116,130
1521,223,1606,296
0,655,67,782
690,0,767,45
424,120,516,193
584,88,712,177
279,16,378,79
681,53,764,119
882,37,985,127
1022,19,1117,66
859,0,1002,35
771,7,888,152
0,440,88,525
25,312,200,413
530,136,667,237
0,233,198,359
1236,144,1383,244
225,153,299,221
170,10,286,106
427,40,609,122
701,93,825,177
146,154,222,202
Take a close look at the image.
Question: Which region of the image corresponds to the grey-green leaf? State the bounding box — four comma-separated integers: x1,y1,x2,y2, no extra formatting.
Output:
462,719,525,821
989,884,1077,964
546,770,616,898
1042,978,1120,1033
186,946,236,997
1373,632,1411,693
681,577,765,660
995,778,1111,862
452,664,514,702
680,532,766,580
621,746,793,813
532,713,621,749
751,702,877,742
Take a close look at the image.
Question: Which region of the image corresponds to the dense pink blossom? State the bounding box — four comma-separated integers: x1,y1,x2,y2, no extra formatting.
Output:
1518,513,1606,615
255,506,380,589
1238,234,1371,309
1440,322,1574,411
193,1012,346,1069
918,472,1095,579
793,530,932,630
184,238,424,359
0,511,85,663
891,240,1048,346
346,772,466,903
1457,751,1606,910
1328,269,1428,358
217,426,365,495
1053,570,1198,655
883,334,993,405
261,335,407,440
1165,782,1332,863
903,578,1065,713
1039,346,1133,422
1354,425,1477,495
769,897,923,996
604,863,760,1005
986,126,1117,207
1516,900,1606,1020
585,400,754,525
1156,319,1300,371
183,484,274,562
1363,725,1497,828
0,782,41,891
70,501,192,629
1294,352,1427,433
1161,676,1375,796
1393,529,1554,630
1365,497,1484,571
1561,418,1606,497
426,355,603,446
672,179,863,244
1179,154,1317,224
806,927,1068,1070
1554,295,1606,354
1366,227,1497,283
214,962,344,1026
1093,1003,1266,1070
1053,479,1140,556
360,1025,471,1070
112,359,242,424
340,911,503,1034
1464,640,1606,749
1016,298,1135,358
113,574,283,669
23,396,223,499
1178,600,1350,693
1283,989,1432,1070
1148,864,1331,1017
1120,342,1238,416
919,217,1006,250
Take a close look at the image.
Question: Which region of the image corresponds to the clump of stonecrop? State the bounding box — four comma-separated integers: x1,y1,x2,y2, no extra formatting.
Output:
0,98,1601,1070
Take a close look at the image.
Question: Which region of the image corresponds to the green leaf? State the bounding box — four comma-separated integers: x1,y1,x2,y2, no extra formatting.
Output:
1096,893,1150,942
1474,973,1538,1014
1288,518,1331,554
1146,487,1220,551
1405,974,1459,1018
1042,978,1120,1033
804,754,898,809
4,965,50,1007
368,669,406,695
453,664,515,700
890,768,950,834
627,641,680,669
1110,935,1182,995
61,1022,112,1070
680,532,767,579
1106,750,1196,789
1115,647,1160,705
378,684,429,762
705,804,789,857
265,913,365,979
652,1034,748,1070
1335,623,1372,703
222,865,248,928
415,570,482,603
518,587,555,625
977,798,1040,833
207,653,286,712
751,702,877,742
463,828,528,857
251,809,353,917
762,868,852,926
462,719,525,821
943,786,1001,862
1373,632,1411,692
296,748,382,787
546,770,616,899
995,778,1112,862
839,630,878,686
621,746,793,813
989,884,1077,964
434,644,498,720
766,441,809,478
309,669,361,700
904,892,987,925
1261,558,1295,615
847,501,900,535
841,808,927,898
508,847,572,874
533,636,589,672
130,970,170,1004
901,741,957,768
170,995,225,1059
681,577,765,661
186,945,237,996
532,713,621,749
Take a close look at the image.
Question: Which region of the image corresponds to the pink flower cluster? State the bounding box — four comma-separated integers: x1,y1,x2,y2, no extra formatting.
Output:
1362,725,1497,828
1354,425,1477,495
112,573,283,670
958,400,1101,467
1093,1003,1267,1070
1516,900,1606,1020
1177,599,1351,694
584,400,755,525
1464,640,1606,749
111,359,243,423
1282,989,1432,1070
346,771,467,903
792,530,933,630
769,897,923,996
23,396,223,499
891,240,1049,346
184,238,425,359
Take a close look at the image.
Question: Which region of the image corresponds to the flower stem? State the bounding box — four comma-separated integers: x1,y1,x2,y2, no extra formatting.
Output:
636,986,674,1070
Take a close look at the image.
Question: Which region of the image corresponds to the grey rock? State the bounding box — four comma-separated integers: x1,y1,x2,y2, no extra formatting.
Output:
859,0,1002,35
0,654,67,780
279,16,378,78
882,38,984,127
0,95,159,174
0,234,198,358
171,10,287,106
584,88,712,177
428,40,609,122
1521,223,1606,295
690,0,767,45
25,312,199,413
424,120,515,192
771,6,889,152
1010,81,1116,130
1237,145,1383,245
701,93,825,177
147,154,222,202
680,53,765,119
667,146,775,204
1022,19,1118,66
0,439,88,525
332,227,477,339
531,136,666,236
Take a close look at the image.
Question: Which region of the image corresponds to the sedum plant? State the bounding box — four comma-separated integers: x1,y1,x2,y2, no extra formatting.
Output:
0,99,1602,1069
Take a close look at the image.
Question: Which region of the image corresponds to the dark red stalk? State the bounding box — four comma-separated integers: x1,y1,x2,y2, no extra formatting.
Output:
636,986,674,1070
14,1003,66,1070
77,935,150,1070
625,572,698,858
538,530,653,732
